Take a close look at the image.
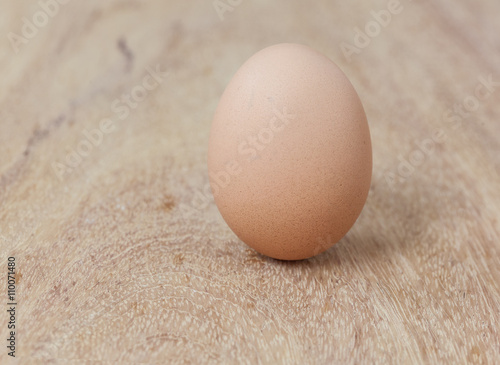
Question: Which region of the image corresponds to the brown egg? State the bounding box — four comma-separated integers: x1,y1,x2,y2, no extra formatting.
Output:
208,43,372,260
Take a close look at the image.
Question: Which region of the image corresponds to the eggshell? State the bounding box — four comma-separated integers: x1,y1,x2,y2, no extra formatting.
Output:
208,43,372,260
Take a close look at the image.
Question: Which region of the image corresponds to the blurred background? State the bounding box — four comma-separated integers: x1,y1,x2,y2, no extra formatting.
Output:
1,0,499,363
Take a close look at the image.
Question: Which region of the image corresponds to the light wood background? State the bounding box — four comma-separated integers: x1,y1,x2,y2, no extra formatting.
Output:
1,0,499,364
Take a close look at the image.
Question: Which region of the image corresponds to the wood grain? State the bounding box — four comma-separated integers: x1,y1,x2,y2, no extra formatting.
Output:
1,0,499,363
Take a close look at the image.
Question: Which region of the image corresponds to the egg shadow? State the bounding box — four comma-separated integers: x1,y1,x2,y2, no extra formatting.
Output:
324,169,450,271
251,167,444,274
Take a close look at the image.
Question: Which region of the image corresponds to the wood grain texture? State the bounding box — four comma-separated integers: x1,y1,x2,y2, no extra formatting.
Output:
1,0,499,363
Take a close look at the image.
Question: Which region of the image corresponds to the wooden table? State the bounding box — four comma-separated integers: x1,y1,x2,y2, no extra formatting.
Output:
1,0,499,363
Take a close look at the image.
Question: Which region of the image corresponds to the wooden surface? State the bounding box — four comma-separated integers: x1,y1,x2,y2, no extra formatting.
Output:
1,0,500,363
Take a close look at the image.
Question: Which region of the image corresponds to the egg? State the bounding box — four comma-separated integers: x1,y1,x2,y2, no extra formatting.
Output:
208,43,372,260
